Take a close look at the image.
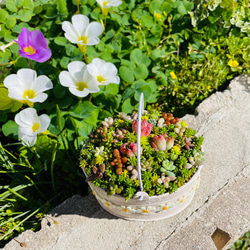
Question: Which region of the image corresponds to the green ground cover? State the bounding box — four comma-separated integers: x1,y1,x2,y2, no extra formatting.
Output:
0,0,249,247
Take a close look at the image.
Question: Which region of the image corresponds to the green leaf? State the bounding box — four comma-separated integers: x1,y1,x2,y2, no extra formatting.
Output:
54,37,68,46
0,9,8,21
69,101,96,119
60,56,70,69
6,1,18,12
122,98,135,113
162,0,174,14
134,85,151,101
119,66,135,82
56,0,68,18
150,49,166,60
130,48,142,65
141,15,154,28
0,87,13,110
134,64,149,80
6,16,16,29
2,120,18,138
0,51,11,64
18,10,32,22
23,0,34,10
15,0,24,8
11,101,23,112
122,87,135,100
149,0,162,14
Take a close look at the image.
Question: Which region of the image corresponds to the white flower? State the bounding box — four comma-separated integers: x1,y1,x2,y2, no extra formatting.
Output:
62,14,103,46
15,108,50,146
96,0,122,8
87,58,120,86
59,61,99,98
3,68,53,106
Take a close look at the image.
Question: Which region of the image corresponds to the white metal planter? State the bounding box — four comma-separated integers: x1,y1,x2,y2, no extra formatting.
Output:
85,165,202,221
82,93,203,221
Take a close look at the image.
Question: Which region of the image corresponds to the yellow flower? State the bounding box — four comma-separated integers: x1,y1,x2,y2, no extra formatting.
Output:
228,60,239,67
121,170,129,177
170,71,177,80
171,146,181,155
141,115,149,120
156,13,162,20
95,155,104,165
140,135,149,146
133,179,139,186
180,120,187,127
151,174,160,185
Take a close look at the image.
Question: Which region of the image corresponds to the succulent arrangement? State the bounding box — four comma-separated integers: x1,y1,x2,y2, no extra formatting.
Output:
80,106,204,201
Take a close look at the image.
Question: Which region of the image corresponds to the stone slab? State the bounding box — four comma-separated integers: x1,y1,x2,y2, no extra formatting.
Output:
3,74,250,250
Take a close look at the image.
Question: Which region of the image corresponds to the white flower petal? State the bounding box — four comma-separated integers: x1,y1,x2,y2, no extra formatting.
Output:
4,74,22,89
4,69,52,104
59,71,76,87
7,87,25,100
27,93,48,103
69,87,90,97
17,69,37,89
72,14,89,36
67,61,87,83
15,108,38,127
62,21,79,43
38,114,50,133
85,22,103,41
34,75,53,93
19,129,37,146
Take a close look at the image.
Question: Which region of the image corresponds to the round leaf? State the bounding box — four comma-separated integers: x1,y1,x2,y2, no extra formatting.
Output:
119,66,135,82
0,87,13,110
134,64,149,80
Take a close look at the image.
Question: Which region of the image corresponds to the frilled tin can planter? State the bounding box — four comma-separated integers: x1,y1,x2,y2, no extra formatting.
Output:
80,94,204,221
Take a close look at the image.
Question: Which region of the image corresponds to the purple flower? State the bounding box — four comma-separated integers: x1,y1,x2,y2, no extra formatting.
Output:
16,28,52,63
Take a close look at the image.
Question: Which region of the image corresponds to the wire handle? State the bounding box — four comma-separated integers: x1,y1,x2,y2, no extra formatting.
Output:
134,93,150,201
137,93,144,192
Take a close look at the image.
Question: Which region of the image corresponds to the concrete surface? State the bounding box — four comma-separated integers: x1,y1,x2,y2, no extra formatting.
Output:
3,74,250,250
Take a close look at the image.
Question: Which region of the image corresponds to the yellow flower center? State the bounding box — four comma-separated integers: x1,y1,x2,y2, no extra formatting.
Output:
97,75,105,83
23,90,36,99
76,82,88,91
23,46,36,55
103,1,108,6
79,36,88,44
32,123,40,132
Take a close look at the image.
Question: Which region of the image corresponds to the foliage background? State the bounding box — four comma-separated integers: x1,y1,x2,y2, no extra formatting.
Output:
0,0,249,246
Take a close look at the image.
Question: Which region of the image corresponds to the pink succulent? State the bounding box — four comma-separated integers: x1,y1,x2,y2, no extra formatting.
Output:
151,135,174,151
120,143,128,154
166,137,174,150
132,119,153,137
151,135,166,151
126,148,135,157
121,142,142,157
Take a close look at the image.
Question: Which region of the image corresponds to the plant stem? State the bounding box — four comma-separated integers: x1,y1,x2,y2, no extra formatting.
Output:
29,59,33,69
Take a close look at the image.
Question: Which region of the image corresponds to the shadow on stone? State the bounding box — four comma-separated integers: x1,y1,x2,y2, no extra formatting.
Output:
48,194,119,220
